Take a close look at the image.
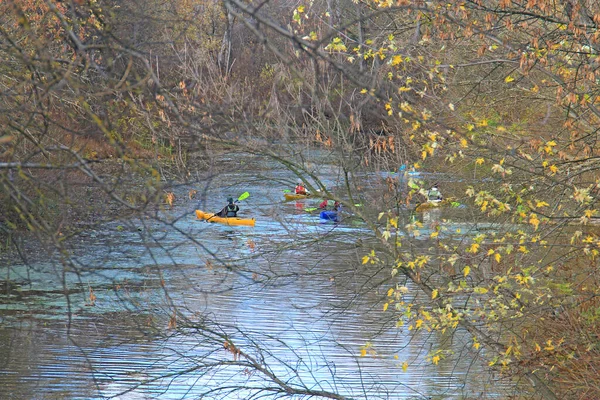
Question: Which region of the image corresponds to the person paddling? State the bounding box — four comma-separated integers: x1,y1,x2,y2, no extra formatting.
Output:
295,179,308,195
217,197,240,217
427,184,443,202
319,199,340,211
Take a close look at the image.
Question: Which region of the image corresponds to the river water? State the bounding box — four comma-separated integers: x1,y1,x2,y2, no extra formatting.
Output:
0,152,514,399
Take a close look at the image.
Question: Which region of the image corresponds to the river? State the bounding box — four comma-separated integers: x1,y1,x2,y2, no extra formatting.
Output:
0,152,513,399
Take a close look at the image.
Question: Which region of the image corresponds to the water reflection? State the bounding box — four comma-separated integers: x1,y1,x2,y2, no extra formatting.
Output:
0,152,512,399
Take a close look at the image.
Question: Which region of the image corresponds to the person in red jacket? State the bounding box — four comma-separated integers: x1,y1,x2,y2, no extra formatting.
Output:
319,199,340,211
295,179,308,195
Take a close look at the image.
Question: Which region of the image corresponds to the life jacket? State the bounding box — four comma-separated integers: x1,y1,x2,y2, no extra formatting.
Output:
225,203,238,217
428,188,442,201
321,199,335,209
295,185,306,194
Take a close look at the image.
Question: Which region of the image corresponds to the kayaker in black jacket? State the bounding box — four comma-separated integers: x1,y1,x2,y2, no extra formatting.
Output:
217,197,239,217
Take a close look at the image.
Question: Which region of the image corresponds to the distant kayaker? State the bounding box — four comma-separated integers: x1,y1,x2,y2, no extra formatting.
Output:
428,185,443,201
319,199,340,211
295,179,308,195
218,197,240,217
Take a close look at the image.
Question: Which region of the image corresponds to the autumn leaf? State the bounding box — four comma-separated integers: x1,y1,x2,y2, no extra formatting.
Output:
529,214,540,230
391,55,403,66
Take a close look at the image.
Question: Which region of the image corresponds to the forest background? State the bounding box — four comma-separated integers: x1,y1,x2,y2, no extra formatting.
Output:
2,0,600,398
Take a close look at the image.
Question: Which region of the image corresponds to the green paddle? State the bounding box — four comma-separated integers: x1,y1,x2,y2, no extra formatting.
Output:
237,191,250,202
283,189,291,193
207,192,250,222
305,207,318,212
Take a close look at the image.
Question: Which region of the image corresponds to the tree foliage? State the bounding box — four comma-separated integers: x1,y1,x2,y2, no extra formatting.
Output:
3,0,600,399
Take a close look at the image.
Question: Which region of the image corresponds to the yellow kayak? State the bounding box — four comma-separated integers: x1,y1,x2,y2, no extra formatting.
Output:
415,198,453,212
284,193,311,201
195,210,255,227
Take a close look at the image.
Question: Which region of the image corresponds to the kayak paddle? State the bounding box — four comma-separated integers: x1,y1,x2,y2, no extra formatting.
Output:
237,191,250,202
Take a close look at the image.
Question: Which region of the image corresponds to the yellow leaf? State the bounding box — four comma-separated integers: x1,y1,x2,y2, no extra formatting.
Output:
463,266,471,277
432,289,438,299
535,342,541,352
360,348,367,357
362,256,369,264
468,243,479,253
585,209,596,218
432,355,440,365
383,303,389,311
460,138,468,148
476,158,484,165
505,75,515,83
495,253,501,263
402,361,408,372
415,319,423,329
360,88,368,94
473,342,481,350
430,231,439,238
387,288,394,297
297,5,305,12
529,214,540,230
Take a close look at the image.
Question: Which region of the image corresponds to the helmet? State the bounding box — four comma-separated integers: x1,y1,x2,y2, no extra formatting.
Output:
227,197,233,203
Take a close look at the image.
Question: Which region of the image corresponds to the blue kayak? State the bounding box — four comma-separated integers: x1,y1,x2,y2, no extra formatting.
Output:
320,210,338,221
